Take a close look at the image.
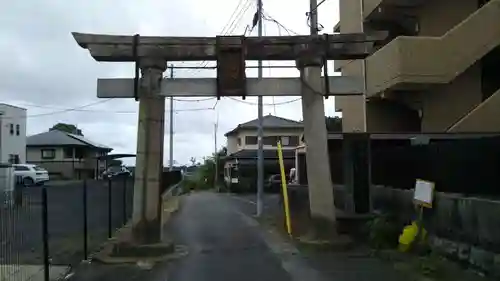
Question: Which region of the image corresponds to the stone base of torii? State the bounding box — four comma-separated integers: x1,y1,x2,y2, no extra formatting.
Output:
72,32,386,244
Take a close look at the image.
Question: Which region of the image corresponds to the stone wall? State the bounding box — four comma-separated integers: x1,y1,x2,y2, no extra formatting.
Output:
287,184,500,275
362,185,500,275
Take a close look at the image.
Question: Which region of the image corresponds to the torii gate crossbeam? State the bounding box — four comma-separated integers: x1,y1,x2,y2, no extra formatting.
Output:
72,32,386,245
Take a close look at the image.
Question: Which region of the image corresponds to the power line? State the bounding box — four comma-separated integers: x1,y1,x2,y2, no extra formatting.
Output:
173,97,216,102
167,65,297,70
6,101,215,119
306,0,328,32
1,99,114,119
226,97,300,106
184,0,254,75
262,11,300,35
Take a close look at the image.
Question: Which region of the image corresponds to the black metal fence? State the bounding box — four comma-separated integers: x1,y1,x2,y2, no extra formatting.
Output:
0,172,133,281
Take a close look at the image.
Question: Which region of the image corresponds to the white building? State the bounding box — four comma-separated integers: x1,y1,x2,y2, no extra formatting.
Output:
0,104,27,164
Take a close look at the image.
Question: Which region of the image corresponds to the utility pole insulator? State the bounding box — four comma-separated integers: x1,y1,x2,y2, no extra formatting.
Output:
216,36,247,100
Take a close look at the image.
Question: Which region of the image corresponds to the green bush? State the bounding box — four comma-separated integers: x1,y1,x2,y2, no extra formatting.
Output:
366,215,401,250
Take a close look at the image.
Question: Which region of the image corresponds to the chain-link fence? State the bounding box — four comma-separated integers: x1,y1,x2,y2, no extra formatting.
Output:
0,165,134,281
1,164,45,281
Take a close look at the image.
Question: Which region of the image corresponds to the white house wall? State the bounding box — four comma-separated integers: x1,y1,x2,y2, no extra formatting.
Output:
0,104,27,163
226,128,303,154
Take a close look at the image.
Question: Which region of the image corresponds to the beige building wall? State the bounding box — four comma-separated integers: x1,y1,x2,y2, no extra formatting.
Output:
336,0,367,132
27,147,64,161
226,128,303,154
337,0,500,133
27,146,107,179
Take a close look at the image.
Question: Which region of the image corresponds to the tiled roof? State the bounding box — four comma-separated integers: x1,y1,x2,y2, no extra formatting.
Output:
225,114,302,136
27,130,112,150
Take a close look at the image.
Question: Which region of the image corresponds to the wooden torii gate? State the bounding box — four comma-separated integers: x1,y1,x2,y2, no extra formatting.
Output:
72,32,386,244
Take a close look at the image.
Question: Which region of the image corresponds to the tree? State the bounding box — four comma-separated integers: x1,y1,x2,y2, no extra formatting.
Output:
50,123,83,135
325,116,342,132
189,157,197,166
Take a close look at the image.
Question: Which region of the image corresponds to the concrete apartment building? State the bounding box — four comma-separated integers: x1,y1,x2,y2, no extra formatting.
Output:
0,104,27,164
335,0,500,133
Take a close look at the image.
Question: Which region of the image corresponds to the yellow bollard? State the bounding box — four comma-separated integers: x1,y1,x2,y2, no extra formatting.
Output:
277,141,292,236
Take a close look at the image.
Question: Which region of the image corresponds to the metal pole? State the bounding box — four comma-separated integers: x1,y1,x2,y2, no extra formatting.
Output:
41,187,50,281
309,0,318,35
256,0,264,217
214,122,218,190
169,65,174,171
107,179,112,238
82,180,88,260
122,176,127,225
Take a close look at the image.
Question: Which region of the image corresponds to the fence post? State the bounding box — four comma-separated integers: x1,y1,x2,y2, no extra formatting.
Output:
82,180,88,260
108,179,112,238
41,187,50,281
122,176,127,225
14,176,23,207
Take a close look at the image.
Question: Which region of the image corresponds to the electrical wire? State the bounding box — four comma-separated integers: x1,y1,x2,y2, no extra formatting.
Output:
183,0,254,75
305,0,327,32
262,11,299,35
0,99,115,119
173,97,216,102
6,100,215,119
227,97,300,106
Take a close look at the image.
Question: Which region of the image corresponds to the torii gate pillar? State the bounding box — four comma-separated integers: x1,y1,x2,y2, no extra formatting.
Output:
132,59,167,244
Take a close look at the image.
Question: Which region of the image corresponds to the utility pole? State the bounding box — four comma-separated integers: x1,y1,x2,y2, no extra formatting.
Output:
256,0,264,217
169,64,174,171
300,0,336,230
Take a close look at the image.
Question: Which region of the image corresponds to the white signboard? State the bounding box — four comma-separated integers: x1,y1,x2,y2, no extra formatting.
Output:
413,179,434,208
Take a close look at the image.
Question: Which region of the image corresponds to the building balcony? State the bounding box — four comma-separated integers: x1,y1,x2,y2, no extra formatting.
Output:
364,0,426,23
448,88,500,132
365,0,500,97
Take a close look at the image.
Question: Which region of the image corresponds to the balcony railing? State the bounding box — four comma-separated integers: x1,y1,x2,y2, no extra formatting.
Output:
365,0,500,96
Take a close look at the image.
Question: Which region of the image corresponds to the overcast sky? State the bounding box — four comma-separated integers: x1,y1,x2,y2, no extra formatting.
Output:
0,0,340,166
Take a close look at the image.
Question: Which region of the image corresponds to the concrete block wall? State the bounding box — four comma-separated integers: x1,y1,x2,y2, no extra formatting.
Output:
367,185,500,276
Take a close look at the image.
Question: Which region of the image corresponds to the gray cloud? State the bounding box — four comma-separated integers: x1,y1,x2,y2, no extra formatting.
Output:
0,0,340,165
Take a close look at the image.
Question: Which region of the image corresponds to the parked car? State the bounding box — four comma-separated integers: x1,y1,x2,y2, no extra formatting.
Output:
265,174,282,193
12,164,49,186
102,166,132,179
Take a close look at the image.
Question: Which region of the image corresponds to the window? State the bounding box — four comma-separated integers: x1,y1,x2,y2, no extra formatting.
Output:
237,138,242,146
263,136,278,146
41,149,56,159
281,136,290,146
245,136,258,145
63,147,74,159
14,165,29,171
9,124,14,135
15,124,20,136
275,136,299,146
75,148,85,159
8,154,20,164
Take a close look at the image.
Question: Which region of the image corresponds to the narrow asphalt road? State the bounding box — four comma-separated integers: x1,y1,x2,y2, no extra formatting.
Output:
165,191,292,281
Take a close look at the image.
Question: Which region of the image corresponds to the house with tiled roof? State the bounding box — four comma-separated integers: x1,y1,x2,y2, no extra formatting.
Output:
26,130,112,180
223,114,303,189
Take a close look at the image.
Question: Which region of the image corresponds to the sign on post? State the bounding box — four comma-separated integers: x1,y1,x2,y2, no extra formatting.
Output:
412,179,434,245
413,179,435,208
